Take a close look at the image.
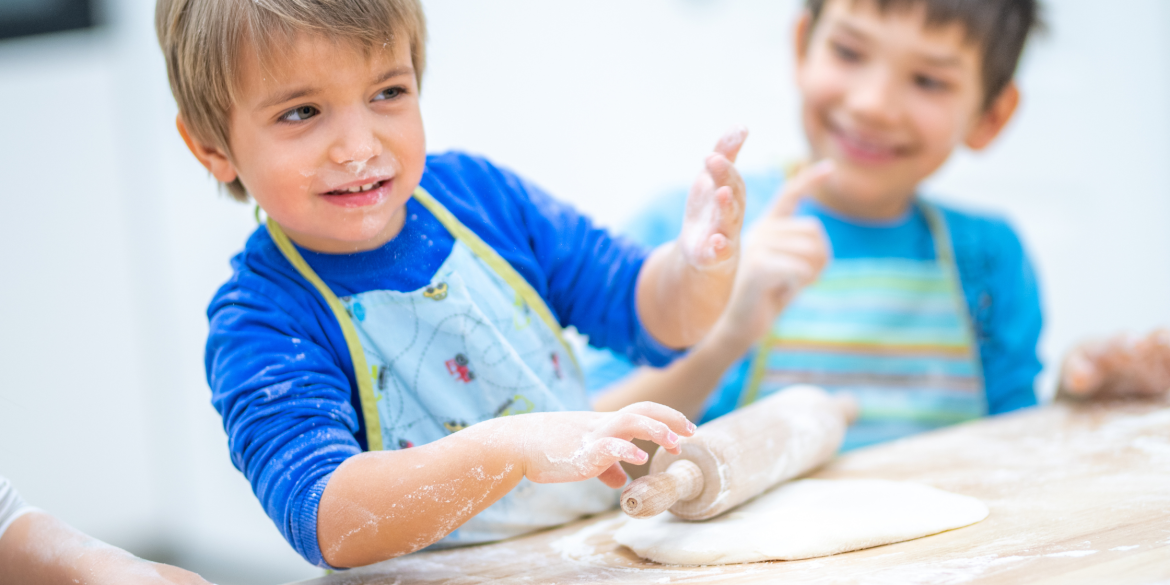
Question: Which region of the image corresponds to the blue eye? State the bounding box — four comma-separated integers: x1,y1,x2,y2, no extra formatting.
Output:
281,105,319,122
374,86,406,101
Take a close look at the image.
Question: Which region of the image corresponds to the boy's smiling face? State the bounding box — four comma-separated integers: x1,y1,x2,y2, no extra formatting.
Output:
185,34,426,253
795,0,1018,219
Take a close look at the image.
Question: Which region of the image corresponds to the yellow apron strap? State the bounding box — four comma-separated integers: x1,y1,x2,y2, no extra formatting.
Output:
740,162,804,407
740,338,774,407
918,201,984,380
411,187,580,368
266,219,385,452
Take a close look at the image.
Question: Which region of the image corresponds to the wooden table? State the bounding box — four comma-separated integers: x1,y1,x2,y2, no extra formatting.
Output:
292,400,1170,584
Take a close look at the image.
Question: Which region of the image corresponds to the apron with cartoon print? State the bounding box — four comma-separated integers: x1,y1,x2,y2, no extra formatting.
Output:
741,202,985,451
268,187,617,547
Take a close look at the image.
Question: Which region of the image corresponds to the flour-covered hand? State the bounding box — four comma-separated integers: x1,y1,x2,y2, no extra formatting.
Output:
511,402,696,488
1060,328,1170,399
677,127,749,270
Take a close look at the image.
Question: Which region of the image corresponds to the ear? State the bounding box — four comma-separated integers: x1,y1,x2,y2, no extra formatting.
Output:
965,83,1020,151
176,115,239,184
793,10,814,68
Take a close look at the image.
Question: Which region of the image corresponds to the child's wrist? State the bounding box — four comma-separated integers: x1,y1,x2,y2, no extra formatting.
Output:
462,417,530,480
679,240,738,276
702,320,757,361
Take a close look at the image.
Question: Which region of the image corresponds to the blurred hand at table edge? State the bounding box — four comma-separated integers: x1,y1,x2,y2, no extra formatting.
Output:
1058,328,1170,401
0,510,213,585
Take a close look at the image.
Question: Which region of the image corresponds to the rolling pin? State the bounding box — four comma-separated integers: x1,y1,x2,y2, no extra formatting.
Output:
621,385,857,521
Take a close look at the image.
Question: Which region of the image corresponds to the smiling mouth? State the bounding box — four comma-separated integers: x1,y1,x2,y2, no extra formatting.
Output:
830,127,909,162
823,115,912,163
324,179,388,196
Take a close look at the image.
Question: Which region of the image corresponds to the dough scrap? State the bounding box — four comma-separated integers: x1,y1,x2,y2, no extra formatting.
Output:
613,479,988,566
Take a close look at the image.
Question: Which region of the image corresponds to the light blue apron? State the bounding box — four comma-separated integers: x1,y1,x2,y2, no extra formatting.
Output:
267,187,618,547
742,202,985,450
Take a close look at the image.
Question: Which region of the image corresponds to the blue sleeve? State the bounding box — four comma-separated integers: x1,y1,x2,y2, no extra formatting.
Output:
577,187,689,393
206,263,359,569
948,209,1043,415
521,179,682,365
423,153,681,366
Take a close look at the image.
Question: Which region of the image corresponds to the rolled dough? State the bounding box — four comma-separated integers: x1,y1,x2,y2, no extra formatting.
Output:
613,479,988,566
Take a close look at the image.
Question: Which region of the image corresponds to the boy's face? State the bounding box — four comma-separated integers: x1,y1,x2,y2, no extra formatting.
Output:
201,34,426,253
795,0,1014,218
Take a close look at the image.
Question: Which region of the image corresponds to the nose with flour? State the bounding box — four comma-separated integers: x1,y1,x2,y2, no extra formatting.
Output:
328,106,383,176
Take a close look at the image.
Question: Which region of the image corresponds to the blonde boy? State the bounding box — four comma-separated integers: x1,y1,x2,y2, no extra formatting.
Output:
158,0,749,569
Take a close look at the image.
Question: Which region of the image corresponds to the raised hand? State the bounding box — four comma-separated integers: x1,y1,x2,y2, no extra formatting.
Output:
1060,328,1170,399
513,402,696,488
677,127,749,270
636,128,751,348
714,161,834,347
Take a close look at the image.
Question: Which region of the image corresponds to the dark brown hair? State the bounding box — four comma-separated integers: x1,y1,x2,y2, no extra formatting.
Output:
805,0,1044,109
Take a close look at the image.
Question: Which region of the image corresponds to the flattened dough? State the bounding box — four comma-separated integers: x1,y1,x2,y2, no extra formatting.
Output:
614,479,988,565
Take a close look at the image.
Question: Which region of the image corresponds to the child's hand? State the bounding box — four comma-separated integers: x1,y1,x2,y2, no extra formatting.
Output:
512,402,696,488
715,161,834,347
1060,329,1170,399
678,127,749,271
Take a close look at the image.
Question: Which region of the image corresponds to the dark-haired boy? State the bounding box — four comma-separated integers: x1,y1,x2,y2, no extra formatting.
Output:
591,0,1048,448
592,0,1170,447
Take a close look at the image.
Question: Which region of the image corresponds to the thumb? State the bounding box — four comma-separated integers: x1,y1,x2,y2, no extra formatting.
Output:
1062,345,1103,396
769,159,834,218
597,463,629,488
713,126,749,163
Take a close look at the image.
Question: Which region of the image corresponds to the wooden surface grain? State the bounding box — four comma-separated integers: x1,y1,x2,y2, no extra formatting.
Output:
290,400,1170,585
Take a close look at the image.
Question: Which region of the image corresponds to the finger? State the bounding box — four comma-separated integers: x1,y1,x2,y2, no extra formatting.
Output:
705,152,747,211
713,126,749,163
748,230,829,276
705,154,735,190
597,463,629,488
750,256,815,298
1126,331,1170,395
763,256,816,286
768,239,829,273
702,233,733,266
769,159,835,219
755,224,829,254
745,218,827,254
749,216,825,239
599,413,682,455
698,185,744,266
1062,346,1103,396
1150,329,1170,371
589,437,649,468
619,401,697,436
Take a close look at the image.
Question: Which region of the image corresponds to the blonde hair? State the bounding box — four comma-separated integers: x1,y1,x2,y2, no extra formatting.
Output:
156,0,427,201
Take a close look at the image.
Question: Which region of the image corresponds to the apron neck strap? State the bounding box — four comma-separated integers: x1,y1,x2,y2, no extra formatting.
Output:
263,186,583,451
266,218,386,451
412,187,579,368
918,200,983,374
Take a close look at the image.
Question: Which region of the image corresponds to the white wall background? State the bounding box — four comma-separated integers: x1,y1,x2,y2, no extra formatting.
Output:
0,1,1166,583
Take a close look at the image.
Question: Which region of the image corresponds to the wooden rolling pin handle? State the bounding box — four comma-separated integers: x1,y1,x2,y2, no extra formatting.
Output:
621,459,705,519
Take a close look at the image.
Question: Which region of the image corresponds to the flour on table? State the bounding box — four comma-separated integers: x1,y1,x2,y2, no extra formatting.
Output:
614,479,988,566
